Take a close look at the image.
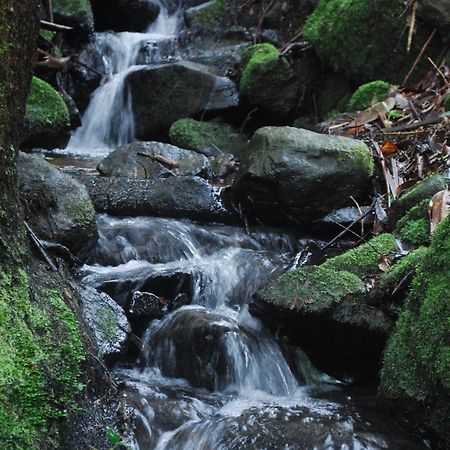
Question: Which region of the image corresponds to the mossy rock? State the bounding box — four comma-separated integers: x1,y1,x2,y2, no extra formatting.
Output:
53,0,94,29
395,199,431,247
258,265,365,316
321,233,397,277
185,0,225,29
23,77,70,149
169,118,247,157
240,43,298,116
391,174,447,222
0,267,84,448
348,80,390,111
303,0,440,84
381,217,450,447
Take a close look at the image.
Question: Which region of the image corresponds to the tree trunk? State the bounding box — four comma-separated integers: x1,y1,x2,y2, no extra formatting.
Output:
0,0,39,264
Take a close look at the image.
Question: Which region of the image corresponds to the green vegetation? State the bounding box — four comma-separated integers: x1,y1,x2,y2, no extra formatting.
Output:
52,0,93,27
348,80,390,111
443,94,450,112
240,43,297,115
303,0,439,84
0,269,84,449
381,217,450,445
321,234,397,277
169,118,246,155
395,199,431,247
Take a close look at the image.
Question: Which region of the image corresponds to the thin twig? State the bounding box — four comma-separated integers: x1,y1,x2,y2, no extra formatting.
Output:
40,19,73,32
403,28,436,86
24,220,59,272
427,56,449,86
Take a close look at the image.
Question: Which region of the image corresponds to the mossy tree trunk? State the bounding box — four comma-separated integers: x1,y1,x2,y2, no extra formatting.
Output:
0,0,39,263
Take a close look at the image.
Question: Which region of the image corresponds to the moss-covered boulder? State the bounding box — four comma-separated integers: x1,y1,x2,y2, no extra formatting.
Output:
0,267,84,448
18,153,97,257
348,80,391,111
380,217,450,447
303,0,440,84
126,62,238,140
185,0,225,29
23,77,70,149
239,43,298,116
395,199,431,247
53,0,94,29
169,118,247,157
232,126,374,227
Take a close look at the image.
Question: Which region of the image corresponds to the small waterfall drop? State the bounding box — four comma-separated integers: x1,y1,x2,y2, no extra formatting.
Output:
66,1,180,157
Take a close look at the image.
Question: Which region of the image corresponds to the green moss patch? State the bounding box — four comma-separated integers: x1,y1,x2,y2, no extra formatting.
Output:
23,77,70,149
260,265,365,315
348,80,390,111
240,43,298,116
303,0,440,84
321,234,396,277
52,0,93,28
169,118,246,156
395,199,431,247
0,269,84,448
187,0,225,28
381,217,450,445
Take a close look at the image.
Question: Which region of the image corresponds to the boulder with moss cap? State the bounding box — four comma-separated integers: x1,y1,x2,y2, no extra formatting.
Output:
53,0,94,29
232,126,374,227
22,77,70,149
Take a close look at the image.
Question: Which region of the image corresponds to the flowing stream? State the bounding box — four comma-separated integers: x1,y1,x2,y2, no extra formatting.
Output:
64,3,428,449
80,215,426,450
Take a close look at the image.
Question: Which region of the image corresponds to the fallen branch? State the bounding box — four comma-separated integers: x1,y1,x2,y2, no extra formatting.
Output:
137,152,179,169
24,220,59,272
36,48,71,71
40,19,73,32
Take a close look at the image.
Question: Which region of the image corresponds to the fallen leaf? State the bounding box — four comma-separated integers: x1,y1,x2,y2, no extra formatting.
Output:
346,126,365,135
378,254,392,272
428,189,450,234
381,139,399,156
289,298,298,310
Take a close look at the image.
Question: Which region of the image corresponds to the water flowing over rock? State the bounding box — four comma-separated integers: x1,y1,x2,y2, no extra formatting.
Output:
17,152,97,256
75,174,233,223
126,61,239,140
232,126,374,227
97,141,210,179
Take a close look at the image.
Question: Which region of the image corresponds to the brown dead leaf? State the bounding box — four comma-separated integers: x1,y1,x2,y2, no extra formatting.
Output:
378,254,392,272
289,298,298,310
428,189,450,234
381,139,399,156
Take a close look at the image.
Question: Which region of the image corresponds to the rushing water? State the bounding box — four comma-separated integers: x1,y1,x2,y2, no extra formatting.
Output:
80,215,426,450
66,1,180,157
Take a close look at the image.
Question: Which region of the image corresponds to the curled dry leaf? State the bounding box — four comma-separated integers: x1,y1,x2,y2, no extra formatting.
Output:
381,139,399,156
428,188,450,234
378,254,392,272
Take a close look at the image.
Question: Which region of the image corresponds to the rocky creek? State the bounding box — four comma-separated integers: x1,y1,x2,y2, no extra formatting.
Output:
22,1,443,448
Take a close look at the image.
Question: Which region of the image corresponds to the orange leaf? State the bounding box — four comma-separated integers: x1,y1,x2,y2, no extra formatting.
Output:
381,139,398,156
347,126,365,135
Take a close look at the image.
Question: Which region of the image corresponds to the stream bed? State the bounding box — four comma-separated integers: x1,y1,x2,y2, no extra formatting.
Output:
79,215,427,450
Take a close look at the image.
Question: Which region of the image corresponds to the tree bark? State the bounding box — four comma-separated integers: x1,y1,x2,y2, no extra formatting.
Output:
0,0,39,263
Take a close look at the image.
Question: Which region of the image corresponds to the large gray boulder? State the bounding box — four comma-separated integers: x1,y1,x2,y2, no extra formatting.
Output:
75,174,234,223
18,152,97,256
126,61,239,139
97,141,210,179
231,127,374,227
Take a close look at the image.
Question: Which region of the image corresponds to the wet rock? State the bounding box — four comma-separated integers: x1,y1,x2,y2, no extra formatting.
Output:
77,284,130,359
313,205,375,234
211,153,238,184
232,126,374,227
239,44,298,116
184,0,224,29
23,77,70,149
126,61,239,140
169,118,247,158
90,0,160,32
53,0,94,30
75,174,234,223
18,152,97,257
97,141,210,179
252,234,397,379
129,291,166,320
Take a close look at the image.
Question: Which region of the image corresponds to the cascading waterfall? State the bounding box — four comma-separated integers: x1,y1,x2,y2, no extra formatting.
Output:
81,215,427,450
66,1,180,156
